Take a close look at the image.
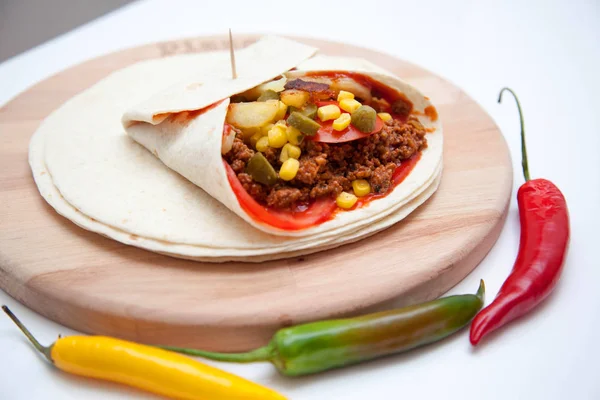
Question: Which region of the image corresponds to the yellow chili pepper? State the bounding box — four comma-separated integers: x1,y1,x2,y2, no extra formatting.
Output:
2,305,286,400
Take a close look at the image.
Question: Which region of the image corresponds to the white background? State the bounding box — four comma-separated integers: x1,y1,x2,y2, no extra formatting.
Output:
1,0,599,399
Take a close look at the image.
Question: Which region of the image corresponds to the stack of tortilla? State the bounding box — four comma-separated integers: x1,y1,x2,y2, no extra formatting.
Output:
29,35,443,262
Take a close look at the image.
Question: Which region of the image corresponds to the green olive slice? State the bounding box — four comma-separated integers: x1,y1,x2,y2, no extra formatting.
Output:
289,103,318,120
246,153,278,186
299,103,317,119
350,105,377,133
287,111,321,136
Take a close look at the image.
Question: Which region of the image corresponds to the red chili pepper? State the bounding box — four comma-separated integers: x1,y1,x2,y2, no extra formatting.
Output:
469,88,570,346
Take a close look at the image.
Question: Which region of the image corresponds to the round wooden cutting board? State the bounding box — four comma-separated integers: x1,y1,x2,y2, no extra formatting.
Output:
0,35,512,351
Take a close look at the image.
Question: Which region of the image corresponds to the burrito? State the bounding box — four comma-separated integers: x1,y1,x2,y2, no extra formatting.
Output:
123,58,442,237
31,35,442,262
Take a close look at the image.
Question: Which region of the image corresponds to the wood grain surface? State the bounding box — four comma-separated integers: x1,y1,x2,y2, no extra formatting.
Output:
0,35,513,351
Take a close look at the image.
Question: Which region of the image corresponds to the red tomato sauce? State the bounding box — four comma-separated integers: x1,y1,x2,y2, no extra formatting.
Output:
224,160,337,231
424,105,438,122
224,152,422,230
159,99,225,124
413,105,439,125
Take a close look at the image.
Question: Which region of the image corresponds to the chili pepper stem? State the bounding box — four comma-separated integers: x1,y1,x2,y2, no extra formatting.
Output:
160,342,275,363
475,279,485,301
498,87,530,182
2,305,53,362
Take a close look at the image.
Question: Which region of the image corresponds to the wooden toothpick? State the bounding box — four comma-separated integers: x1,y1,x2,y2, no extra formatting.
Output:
228,28,237,79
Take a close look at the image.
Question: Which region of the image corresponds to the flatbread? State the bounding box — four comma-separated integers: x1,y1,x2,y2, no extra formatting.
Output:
122,60,443,238
31,36,443,261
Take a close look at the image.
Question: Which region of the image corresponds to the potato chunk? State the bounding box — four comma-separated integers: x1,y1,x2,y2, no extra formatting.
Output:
225,100,279,130
279,89,310,108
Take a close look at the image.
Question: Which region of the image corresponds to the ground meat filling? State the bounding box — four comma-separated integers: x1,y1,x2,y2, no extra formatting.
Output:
224,117,427,210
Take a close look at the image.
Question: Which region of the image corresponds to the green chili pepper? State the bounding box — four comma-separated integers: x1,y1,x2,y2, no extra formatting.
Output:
161,280,484,376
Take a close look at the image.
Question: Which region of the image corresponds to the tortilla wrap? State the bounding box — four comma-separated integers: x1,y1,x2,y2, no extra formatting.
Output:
32,36,443,261
122,63,442,238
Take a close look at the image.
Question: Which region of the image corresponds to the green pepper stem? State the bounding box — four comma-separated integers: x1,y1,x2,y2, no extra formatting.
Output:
475,279,485,302
2,305,53,362
498,87,530,182
160,342,275,363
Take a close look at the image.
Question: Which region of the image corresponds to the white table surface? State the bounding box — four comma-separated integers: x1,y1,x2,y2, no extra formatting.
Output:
1,0,599,399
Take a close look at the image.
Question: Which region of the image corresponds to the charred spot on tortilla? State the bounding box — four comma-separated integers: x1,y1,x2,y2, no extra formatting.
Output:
222,70,431,224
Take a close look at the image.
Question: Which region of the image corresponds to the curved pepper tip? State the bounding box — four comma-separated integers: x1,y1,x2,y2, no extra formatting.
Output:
469,316,489,346
469,322,483,346
476,279,485,301
469,302,500,346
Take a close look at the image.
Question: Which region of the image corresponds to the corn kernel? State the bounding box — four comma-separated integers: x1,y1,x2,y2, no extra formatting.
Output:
256,136,270,152
317,104,341,121
378,112,392,122
280,143,301,163
286,125,304,146
280,147,289,163
279,158,300,181
268,125,288,148
339,98,362,113
250,132,263,149
286,144,301,159
332,113,351,131
281,143,302,162
352,179,371,197
336,192,358,209
274,101,288,121
337,90,355,102
261,123,274,135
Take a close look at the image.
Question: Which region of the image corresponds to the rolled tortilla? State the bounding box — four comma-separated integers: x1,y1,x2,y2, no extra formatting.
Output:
122,62,443,237
33,36,443,261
